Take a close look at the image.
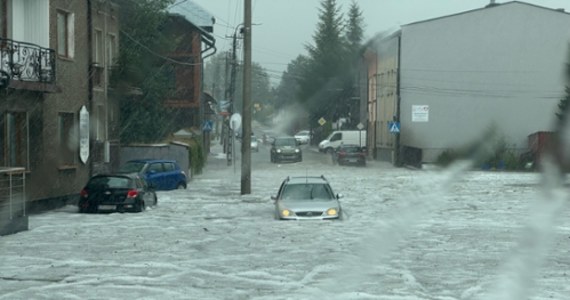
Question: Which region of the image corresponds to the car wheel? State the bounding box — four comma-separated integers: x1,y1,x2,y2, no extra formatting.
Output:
177,182,187,189
133,200,145,213
326,148,334,155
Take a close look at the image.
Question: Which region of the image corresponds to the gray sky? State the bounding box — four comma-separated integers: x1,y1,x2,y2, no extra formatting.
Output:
189,0,570,82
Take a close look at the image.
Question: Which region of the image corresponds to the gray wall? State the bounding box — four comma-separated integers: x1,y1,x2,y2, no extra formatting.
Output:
400,3,570,162
119,143,191,179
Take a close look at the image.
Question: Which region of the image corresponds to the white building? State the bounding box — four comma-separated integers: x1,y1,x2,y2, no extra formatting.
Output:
366,1,570,166
400,1,570,163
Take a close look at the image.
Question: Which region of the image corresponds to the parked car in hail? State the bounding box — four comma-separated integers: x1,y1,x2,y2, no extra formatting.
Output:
294,130,311,145
270,137,302,163
318,130,367,154
333,144,366,166
272,176,343,220
118,159,188,190
78,173,157,213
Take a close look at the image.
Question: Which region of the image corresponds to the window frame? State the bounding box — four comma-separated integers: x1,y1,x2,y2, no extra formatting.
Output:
56,9,75,59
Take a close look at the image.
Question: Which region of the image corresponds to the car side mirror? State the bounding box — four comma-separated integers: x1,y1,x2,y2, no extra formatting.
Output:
336,193,344,199
271,195,277,201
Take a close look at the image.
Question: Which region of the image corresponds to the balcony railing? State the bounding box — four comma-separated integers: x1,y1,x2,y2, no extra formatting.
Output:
0,37,56,83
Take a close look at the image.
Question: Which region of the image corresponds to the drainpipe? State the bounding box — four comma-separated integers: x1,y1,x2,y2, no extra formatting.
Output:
87,0,94,176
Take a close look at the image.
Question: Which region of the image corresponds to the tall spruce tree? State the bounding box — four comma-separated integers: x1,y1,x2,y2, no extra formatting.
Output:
345,0,365,59
299,0,348,125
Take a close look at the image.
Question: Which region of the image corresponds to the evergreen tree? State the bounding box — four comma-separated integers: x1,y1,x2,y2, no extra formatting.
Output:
345,0,365,58
299,0,349,126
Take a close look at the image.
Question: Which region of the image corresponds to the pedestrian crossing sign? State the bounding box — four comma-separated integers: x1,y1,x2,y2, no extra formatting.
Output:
388,121,400,134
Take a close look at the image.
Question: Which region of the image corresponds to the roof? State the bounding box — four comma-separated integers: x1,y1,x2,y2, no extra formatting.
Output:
404,1,570,27
287,176,330,185
168,0,215,32
126,159,178,163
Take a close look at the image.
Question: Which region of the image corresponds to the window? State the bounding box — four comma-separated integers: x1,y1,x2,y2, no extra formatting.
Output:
58,112,76,166
92,29,104,87
0,112,29,168
148,163,163,173
93,29,103,64
0,0,7,38
106,33,117,66
96,105,106,141
57,10,74,58
164,163,175,172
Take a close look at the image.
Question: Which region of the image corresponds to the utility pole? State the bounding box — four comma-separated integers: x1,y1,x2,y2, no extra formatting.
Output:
241,0,252,194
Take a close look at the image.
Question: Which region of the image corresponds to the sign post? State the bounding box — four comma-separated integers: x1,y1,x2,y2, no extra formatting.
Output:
79,106,90,164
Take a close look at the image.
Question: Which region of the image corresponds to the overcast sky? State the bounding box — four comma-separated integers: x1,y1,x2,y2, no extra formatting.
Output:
189,0,570,82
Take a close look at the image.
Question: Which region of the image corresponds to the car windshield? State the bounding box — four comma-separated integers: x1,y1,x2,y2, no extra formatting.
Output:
281,184,334,200
275,138,297,147
87,176,131,189
118,162,146,173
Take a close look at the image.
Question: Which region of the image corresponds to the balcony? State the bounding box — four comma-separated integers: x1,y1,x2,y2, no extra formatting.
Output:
0,37,56,88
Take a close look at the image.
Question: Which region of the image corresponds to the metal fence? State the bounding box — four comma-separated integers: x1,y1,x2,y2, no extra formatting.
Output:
0,167,27,235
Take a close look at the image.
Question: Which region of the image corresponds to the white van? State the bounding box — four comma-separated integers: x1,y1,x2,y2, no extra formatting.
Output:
318,130,367,153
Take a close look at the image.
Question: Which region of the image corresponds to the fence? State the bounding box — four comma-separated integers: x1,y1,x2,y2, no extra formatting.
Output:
0,167,28,236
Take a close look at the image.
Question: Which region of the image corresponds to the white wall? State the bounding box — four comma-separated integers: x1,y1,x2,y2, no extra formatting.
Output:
400,3,570,162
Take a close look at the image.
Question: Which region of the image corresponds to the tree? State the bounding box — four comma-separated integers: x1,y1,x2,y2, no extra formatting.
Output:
111,0,177,144
274,55,309,110
298,0,354,128
343,0,366,127
345,0,365,58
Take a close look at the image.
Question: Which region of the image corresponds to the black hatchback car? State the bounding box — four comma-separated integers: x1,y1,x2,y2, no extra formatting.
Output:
78,173,157,213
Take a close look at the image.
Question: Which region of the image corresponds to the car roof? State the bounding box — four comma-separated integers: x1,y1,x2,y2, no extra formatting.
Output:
127,159,177,163
91,173,139,180
286,176,330,185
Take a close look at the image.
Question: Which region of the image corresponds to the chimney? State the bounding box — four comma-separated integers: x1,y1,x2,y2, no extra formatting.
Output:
485,0,499,8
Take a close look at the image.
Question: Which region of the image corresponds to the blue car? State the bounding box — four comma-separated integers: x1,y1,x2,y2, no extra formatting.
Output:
118,159,188,191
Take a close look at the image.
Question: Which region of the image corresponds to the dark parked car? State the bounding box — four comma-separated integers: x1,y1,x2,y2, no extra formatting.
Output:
270,137,302,163
332,144,366,166
272,176,343,220
118,159,188,190
78,173,157,213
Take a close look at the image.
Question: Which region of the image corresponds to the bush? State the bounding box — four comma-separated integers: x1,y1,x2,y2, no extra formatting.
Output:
188,137,205,176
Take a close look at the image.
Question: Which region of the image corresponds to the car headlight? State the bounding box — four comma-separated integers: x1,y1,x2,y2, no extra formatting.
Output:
277,149,282,153
295,149,300,153
281,209,293,217
326,208,338,216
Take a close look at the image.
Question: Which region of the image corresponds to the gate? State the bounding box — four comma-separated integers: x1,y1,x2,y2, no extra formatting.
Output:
0,167,27,236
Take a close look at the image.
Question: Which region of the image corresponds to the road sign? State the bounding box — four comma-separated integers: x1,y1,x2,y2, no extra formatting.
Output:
388,121,400,134
202,120,214,132
79,106,90,164
230,113,242,131
318,117,326,126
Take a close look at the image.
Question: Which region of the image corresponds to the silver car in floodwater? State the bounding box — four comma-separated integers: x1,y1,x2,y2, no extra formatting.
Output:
272,176,343,220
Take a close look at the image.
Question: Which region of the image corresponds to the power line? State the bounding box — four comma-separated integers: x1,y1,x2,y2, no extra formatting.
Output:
120,29,202,66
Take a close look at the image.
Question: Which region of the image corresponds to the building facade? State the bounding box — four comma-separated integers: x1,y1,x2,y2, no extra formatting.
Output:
364,1,570,165
0,0,118,220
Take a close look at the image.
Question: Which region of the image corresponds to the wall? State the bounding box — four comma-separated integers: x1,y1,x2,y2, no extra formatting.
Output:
400,3,570,162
